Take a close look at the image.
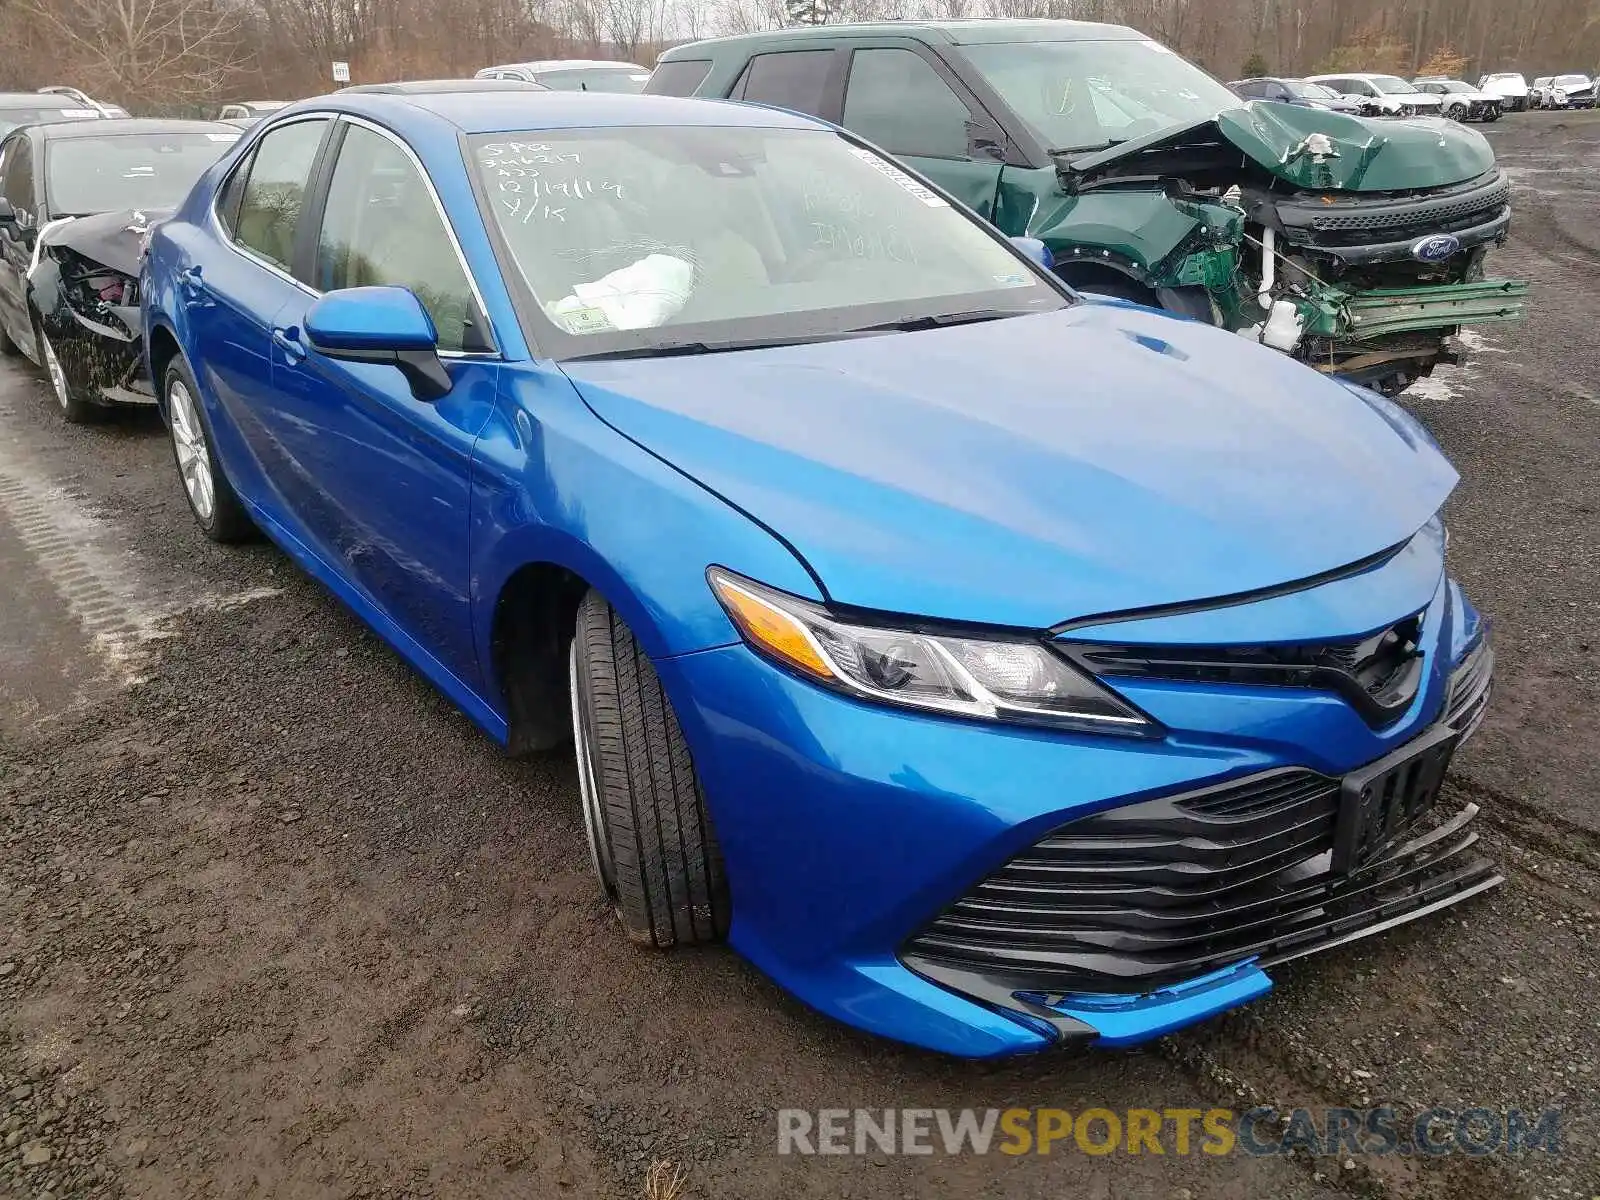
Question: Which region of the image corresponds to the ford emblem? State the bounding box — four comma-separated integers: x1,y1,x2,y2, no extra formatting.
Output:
1410,233,1460,262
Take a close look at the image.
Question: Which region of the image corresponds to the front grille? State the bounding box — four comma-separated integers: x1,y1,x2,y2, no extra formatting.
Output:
1067,616,1425,728
903,736,1501,996
1275,172,1511,252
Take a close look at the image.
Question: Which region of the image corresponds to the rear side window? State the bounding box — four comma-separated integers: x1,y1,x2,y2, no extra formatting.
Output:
843,48,970,159
733,50,834,115
233,118,328,273
646,59,713,96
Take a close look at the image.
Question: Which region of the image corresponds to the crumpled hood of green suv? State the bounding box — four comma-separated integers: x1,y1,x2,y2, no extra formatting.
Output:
1065,103,1496,193
1217,103,1495,190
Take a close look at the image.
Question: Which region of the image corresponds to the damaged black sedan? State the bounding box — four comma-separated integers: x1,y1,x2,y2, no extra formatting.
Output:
0,118,239,421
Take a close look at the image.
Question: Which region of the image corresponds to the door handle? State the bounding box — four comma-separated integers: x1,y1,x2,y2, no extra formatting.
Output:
178,265,212,308
271,325,306,364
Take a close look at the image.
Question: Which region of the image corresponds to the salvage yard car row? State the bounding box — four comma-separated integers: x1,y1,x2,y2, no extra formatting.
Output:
0,21,1513,1057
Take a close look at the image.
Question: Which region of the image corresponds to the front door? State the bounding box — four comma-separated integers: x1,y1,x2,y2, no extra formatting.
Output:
0,134,39,353
838,45,1006,222
264,119,496,691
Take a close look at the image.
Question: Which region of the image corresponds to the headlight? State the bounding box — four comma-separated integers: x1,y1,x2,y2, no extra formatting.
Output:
707,568,1154,735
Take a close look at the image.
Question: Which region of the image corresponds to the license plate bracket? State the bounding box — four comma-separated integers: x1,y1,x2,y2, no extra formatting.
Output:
1333,723,1459,874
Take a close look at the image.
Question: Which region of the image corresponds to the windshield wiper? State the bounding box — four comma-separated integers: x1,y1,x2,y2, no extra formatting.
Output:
1048,139,1128,156
845,307,1039,334
564,330,882,361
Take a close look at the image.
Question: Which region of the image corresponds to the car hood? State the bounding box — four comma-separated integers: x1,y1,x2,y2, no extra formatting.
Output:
562,304,1457,630
39,206,171,276
1066,103,1495,192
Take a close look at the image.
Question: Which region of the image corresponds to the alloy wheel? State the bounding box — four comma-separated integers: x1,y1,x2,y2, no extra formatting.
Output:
569,638,618,899
39,331,70,412
167,378,216,523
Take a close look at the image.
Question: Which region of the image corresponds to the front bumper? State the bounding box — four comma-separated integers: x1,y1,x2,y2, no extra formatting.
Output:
38,298,153,406
659,569,1498,1057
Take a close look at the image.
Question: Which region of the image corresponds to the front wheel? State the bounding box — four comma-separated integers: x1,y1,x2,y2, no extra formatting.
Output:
570,590,729,948
36,322,97,424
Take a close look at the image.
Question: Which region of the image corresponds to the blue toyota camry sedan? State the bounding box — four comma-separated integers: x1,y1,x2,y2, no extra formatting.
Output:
142,85,1499,1058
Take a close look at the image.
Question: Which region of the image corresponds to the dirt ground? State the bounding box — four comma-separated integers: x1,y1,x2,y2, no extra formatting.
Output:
2,111,1598,1200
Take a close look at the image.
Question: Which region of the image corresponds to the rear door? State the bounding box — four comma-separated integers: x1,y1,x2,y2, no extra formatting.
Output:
837,43,1006,222
264,117,497,689
183,115,334,510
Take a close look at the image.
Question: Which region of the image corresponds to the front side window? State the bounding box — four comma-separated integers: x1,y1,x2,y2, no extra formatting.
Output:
734,51,835,115
316,123,487,353
1369,76,1419,93
645,59,713,97
960,39,1240,153
471,125,1064,359
45,131,237,217
1,136,33,211
843,48,971,159
233,118,328,273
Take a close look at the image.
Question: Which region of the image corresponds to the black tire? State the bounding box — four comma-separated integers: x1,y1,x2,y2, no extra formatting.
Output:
570,590,729,948
162,357,254,543
35,319,99,424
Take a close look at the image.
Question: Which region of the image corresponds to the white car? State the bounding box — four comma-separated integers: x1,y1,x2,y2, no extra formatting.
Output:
1530,76,1558,107
1478,72,1531,111
1412,78,1503,121
1305,73,1445,117
1548,73,1598,108
474,59,651,93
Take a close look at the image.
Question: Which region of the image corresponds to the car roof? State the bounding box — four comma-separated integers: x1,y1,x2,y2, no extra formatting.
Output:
37,117,239,139
661,18,1145,58
318,90,828,134
338,79,550,95
0,92,94,108
487,59,646,72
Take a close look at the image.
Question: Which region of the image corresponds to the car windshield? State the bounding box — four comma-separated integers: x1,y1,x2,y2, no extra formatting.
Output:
1555,74,1590,86
1485,74,1523,83
471,125,1065,358
0,107,98,138
46,131,237,216
1300,82,1342,99
1370,76,1419,93
1435,81,1472,93
959,38,1240,153
533,67,650,93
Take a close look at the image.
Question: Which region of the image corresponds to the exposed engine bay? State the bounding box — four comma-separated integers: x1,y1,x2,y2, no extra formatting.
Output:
30,207,166,407
1053,119,1528,395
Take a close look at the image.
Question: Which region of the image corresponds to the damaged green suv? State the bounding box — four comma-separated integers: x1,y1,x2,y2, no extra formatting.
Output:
649,20,1527,394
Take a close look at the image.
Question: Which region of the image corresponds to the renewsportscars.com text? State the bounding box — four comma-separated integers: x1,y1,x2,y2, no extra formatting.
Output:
776,1107,1562,1158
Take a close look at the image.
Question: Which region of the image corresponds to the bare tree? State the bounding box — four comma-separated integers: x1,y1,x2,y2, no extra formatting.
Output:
18,0,244,105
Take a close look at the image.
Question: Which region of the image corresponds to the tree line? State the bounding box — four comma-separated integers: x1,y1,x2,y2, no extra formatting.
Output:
2,0,1598,114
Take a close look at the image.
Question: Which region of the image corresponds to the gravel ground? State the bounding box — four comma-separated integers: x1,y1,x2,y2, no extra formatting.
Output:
2,112,1597,1200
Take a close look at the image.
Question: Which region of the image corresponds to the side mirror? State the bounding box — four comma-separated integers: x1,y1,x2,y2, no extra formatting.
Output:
304,285,452,402
1008,236,1054,273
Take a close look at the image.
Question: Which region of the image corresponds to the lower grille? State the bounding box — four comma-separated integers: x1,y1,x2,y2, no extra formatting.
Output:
903,728,1501,996
1444,639,1493,740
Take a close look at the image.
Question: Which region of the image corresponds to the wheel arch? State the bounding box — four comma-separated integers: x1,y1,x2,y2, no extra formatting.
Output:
482,531,706,757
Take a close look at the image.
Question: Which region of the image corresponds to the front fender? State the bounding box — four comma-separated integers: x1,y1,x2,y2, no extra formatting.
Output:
469,364,821,691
